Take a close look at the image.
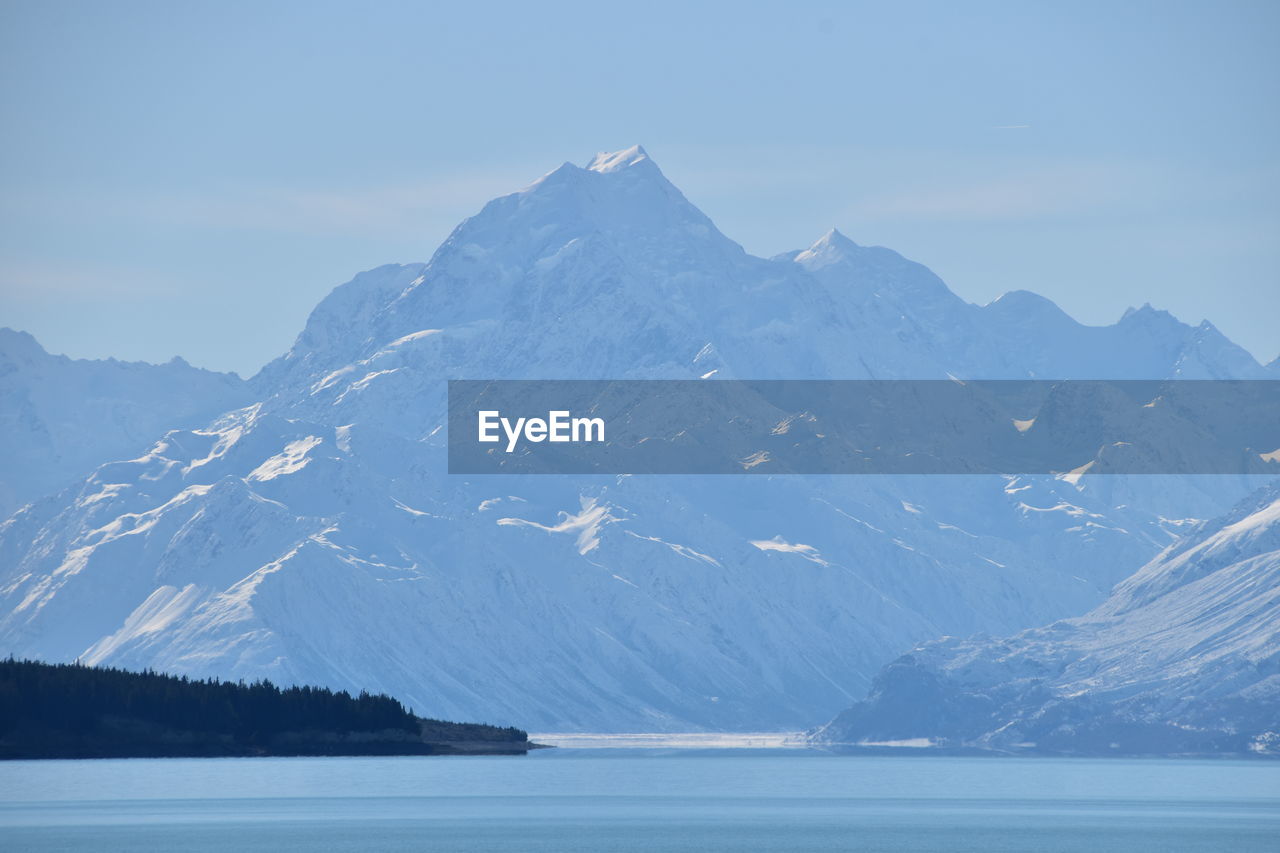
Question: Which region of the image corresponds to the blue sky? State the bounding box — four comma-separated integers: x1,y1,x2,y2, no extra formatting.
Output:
1,0,1277,376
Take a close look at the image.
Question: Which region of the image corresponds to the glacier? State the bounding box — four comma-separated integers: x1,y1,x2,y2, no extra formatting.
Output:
0,145,1275,732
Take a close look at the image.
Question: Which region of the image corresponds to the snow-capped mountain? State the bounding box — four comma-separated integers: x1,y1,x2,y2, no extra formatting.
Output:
0,146,1273,732
0,328,249,519
813,482,1280,756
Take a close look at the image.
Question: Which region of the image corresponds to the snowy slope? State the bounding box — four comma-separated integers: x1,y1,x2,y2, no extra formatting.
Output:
0,328,250,518
0,146,1273,731
813,483,1280,756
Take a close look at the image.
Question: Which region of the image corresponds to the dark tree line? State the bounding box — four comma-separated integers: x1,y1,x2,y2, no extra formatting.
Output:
0,658,527,759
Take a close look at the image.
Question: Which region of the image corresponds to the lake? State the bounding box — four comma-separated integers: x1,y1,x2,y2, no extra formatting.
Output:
1,747,1277,852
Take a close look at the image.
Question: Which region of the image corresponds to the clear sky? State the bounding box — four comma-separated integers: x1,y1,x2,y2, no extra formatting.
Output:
1,0,1277,377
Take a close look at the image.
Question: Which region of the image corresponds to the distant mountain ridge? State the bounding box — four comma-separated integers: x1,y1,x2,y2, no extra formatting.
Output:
0,146,1274,732
254,145,1273,404
0,328,250,518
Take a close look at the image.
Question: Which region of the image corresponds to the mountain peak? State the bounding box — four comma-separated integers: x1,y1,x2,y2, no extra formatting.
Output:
816,227,856,247
985,289,1070,318
0,327,46,359
587,144,651,174
793,228,861,270
1119,302,1175,324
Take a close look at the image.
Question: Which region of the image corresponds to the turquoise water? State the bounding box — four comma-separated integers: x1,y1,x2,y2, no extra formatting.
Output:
2,750,1278,852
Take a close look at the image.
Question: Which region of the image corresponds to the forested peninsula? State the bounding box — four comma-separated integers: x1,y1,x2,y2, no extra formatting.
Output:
0,659,534,759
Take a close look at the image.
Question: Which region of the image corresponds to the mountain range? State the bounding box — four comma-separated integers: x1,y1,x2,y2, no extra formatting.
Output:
0,146,1275,734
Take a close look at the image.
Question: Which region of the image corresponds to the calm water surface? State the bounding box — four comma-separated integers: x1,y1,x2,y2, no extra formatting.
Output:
1,750,1277,852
